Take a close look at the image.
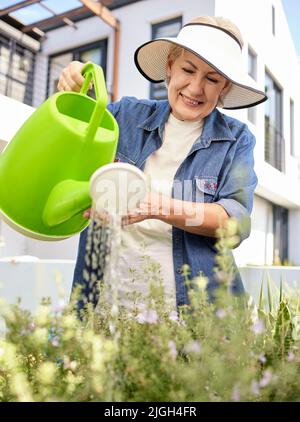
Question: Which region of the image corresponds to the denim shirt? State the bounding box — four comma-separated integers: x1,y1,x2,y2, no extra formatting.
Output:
72,96,258,310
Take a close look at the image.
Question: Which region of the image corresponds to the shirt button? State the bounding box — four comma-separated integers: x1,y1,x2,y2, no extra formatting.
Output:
176,268,182,274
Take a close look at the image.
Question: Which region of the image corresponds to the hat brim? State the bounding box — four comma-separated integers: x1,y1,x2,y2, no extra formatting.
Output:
134,38,267,109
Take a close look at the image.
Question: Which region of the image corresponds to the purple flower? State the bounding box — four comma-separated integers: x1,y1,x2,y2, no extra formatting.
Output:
259,370,272,388
252,319,265,335
287,352,295,362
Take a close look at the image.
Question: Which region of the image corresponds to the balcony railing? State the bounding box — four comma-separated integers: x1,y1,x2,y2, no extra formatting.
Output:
265,119,285,173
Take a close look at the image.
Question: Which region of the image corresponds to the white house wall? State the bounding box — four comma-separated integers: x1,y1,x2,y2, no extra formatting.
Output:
34,0,215,106
233,194,274,266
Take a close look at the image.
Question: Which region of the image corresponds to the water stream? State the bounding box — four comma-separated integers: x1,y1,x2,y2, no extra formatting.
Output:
83,209,122,323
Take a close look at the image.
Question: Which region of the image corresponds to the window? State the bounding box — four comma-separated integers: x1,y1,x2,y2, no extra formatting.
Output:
248,46,257,80
264,71,284,172
290,98,295,156
247,46,257,124
272,5,276,36
47,39,108,98
150,16,182,100
273,204,288,264
0,34,35,105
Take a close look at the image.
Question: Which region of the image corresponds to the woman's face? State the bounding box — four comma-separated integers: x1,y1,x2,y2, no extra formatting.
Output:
167,50,231,121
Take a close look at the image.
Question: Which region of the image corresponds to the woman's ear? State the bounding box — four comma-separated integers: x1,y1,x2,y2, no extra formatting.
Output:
166,59,172,77
165,60,173,86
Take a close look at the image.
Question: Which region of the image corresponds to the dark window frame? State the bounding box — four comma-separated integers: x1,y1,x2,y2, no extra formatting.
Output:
150,16,182,100
273,204,288,264
272,5,276,36
0,33,36,106
290,98,295,157
247,45,257,125
47,38,108,98
247,45,257,81
264,69,284,172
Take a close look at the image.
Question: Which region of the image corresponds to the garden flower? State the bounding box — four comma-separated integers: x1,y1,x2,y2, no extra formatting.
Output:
216,308,226,319
251,380,260,396
287,352,295,362
37,362,57,385
231,385,240,402
259,370,272,388
183,341,201,355
51,336,60,347
168,340,177,360
31,327,48,346
136,309,158,324
258,353,267,364
169,310,179,322
252,319,265,335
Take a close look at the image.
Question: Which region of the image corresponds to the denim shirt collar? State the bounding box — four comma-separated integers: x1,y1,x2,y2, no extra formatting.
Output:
137,100,236,146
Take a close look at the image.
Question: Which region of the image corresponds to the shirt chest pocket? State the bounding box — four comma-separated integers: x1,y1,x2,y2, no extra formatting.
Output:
193,176,218,203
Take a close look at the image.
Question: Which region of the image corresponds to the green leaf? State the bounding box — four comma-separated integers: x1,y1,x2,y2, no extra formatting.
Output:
267,273,273,314
258,275,265,313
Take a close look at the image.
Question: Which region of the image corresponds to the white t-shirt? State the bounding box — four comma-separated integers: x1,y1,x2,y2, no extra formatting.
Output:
114,113,203,311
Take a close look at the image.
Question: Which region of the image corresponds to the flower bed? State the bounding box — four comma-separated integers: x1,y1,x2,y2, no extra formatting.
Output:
0,221,300,402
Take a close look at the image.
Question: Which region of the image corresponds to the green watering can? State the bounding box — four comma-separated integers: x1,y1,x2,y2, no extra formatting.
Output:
0,63,119,240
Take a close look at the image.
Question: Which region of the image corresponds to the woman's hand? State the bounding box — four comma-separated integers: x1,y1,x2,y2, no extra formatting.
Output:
83,208,92,219
57,60,92,92
122,192,171,226
82,192,172,226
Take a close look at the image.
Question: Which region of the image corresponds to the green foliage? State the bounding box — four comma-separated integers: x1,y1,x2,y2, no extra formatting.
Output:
0,218,300,402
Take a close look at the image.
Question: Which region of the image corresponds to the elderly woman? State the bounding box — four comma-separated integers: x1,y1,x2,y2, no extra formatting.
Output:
58,16,267,312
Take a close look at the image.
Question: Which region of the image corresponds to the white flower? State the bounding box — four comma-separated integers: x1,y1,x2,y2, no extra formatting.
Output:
136,309,158,324
251,380,260,396
169,311,179,322
168,340,177,360
258,353,267,364
184,340,201,355
51,336,60,347
216,308,226,319
287,352,295,362
37,362,57,385
231,385,240,402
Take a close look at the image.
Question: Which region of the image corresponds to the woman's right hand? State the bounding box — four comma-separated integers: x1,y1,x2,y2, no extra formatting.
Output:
57,60,92,92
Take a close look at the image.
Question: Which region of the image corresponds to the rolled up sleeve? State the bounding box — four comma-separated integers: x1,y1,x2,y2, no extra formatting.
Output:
215,130,258,244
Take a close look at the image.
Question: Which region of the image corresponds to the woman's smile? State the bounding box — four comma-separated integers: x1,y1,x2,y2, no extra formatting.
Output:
180,93,203,108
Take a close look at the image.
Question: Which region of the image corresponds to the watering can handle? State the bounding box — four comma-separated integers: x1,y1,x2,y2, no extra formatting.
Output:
80,62,108,140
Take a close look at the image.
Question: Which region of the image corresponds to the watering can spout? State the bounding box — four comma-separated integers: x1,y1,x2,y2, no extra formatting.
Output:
43,180,90,227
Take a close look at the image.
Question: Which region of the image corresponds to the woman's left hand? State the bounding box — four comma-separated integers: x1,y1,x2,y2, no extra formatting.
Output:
122,191,171,226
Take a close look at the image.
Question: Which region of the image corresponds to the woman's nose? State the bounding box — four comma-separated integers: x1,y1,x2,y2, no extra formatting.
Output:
188,76,205,96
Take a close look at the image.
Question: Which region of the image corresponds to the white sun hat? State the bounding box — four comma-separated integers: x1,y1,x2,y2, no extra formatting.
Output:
134,23,267,109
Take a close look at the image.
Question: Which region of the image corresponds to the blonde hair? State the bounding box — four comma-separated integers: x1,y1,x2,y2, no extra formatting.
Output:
165,16,243,107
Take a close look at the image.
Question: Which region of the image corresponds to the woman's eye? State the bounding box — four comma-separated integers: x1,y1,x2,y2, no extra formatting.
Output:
207,76,218,83
182,68,194,74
